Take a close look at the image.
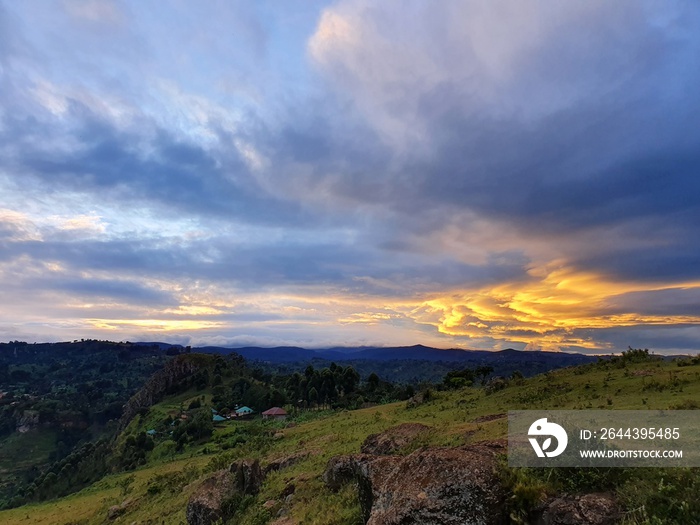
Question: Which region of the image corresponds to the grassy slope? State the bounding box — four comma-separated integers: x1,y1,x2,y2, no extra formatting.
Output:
1,357,698,525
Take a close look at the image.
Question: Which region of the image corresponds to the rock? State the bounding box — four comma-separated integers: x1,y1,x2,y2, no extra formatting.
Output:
324,442,507,524
107,498,134,520
361,423,432,455
280,483,295,499
118,355,206,432
107,506,122,520
186,460,265,525
270,517,296,525
534,493,620,525
405,392,426,408
471,413,506,424
484,377,508,394
230,458,264,495
264,452,309,475
322,453,372,491
263,499,278,509
17,410,40,433
186,470,236,525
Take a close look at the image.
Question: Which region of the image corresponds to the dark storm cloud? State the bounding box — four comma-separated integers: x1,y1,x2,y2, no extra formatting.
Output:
1,106,312,227
605,288,700,317
578,241,700,284
412,100,700,234
1,231,529,298
303,0,700,289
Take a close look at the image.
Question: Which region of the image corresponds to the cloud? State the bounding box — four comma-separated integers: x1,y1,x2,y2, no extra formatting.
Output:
307,1,700,227
0,1,699,352
411,263,700,352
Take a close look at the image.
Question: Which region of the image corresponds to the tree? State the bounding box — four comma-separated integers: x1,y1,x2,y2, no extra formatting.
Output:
443,368,475,389
341,366,360,395
367,373,380,391
475,365,494,385
308,387,318,407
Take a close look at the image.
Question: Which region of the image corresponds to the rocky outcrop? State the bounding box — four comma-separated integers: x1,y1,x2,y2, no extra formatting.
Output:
16,410,40,433
264,451,310,475
118,354,208,432
230,458,264,495
534,493,621,525
405,391,427,409
323,453,376,491
186,469,237,525
360,422,431,455
107,498,135,520
186,459,264,525
324,442,508,524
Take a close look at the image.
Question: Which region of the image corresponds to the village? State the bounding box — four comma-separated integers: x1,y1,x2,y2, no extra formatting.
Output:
144,404,289,439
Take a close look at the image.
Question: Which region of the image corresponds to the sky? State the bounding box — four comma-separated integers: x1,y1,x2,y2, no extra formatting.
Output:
1,0,700,354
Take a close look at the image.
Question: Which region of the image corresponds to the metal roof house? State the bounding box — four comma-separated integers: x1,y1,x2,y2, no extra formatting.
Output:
261,407,288,420
212,414,227,422
235,406,255,417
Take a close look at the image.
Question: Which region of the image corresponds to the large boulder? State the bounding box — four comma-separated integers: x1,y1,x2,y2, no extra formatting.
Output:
324,442,507,524
534,493,620,525
230,458,264,495
186,470,237,525
361,423,432,455
323,453,377,491
186,459,265,525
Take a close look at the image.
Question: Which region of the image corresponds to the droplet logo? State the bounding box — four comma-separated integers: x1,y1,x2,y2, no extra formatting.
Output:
528,418,568,458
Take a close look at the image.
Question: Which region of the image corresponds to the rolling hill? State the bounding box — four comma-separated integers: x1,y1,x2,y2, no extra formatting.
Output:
0,348,698,524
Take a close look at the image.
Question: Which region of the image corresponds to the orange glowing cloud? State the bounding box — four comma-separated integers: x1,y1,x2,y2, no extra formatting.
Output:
87,319,224,332
413,264,700,351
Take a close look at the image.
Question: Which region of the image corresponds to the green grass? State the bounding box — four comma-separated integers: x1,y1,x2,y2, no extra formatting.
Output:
0,429,57,472
1,357,698,524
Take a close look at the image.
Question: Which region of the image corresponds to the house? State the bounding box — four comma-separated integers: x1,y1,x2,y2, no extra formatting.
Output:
262,407,288,421
146,429,157,436
235,406,255,418
212,414,226,423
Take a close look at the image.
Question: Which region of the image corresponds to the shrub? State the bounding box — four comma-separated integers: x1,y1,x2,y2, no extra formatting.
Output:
617,468,700,524
497,463,550,524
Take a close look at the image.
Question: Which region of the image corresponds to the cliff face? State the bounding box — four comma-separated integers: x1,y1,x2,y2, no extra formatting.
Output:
117,354,210,432
16,410,40,433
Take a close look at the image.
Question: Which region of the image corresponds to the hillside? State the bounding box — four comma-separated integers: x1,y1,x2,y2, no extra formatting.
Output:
0,340,175,504
199,344,598,383
1,350,698,524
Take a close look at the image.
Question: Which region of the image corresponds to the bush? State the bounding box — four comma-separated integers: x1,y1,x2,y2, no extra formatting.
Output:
497,463,549,524
617,468,700,524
